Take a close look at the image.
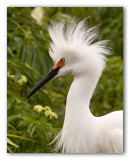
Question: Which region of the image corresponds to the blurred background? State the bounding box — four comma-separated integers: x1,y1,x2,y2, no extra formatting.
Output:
7,7,123,153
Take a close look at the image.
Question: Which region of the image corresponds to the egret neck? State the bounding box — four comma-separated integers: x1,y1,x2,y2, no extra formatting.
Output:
63,72,100,127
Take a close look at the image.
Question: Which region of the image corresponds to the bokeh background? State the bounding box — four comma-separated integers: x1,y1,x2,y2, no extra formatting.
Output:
7,7,123,153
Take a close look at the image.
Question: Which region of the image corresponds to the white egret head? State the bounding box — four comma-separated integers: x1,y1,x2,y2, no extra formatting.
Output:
26,18,110,99
48,18,110,77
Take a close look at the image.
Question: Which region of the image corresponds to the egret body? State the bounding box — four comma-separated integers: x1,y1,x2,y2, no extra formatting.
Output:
26,18,123,153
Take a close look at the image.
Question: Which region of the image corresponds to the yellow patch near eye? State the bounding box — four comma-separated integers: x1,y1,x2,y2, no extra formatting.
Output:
60,58,65,63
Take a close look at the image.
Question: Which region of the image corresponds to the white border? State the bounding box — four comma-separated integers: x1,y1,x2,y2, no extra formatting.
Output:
0,0,129,160
0,0,126,6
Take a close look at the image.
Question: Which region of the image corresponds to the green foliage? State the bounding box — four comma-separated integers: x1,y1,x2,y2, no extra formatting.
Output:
7,73,59,153
91,57,123,116
7,7,123,153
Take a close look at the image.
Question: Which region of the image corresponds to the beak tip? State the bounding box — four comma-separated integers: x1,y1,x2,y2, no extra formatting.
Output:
26,95,29,99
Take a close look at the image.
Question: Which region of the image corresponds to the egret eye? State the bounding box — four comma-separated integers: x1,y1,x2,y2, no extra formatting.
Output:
60,58,65,63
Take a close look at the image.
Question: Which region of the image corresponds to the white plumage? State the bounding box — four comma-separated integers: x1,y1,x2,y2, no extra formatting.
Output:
48,18,123,153
26,18,123,153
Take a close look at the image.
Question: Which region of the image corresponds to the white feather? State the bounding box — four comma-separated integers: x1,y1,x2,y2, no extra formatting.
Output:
48,18,123,153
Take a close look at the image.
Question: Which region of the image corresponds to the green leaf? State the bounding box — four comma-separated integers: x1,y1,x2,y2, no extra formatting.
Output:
7,146,13,153
7,134,38,143
7,138,19,148
19,44,27,62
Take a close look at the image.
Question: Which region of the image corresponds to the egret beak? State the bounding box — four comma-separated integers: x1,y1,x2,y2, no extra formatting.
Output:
26,59,65,99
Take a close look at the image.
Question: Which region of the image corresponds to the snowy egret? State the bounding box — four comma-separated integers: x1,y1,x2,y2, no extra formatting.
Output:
26,18,123,153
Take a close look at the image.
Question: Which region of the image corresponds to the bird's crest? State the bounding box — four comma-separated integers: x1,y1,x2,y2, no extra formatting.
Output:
48,17,111,68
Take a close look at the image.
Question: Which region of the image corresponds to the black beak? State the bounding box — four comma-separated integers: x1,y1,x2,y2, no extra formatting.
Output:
26,66,61,99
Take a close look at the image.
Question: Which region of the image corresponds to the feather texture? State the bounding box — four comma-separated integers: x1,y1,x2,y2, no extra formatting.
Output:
49,18,111,68
47,18,123,153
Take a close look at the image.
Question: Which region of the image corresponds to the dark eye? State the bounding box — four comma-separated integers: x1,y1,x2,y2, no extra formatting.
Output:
60,58,65,63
